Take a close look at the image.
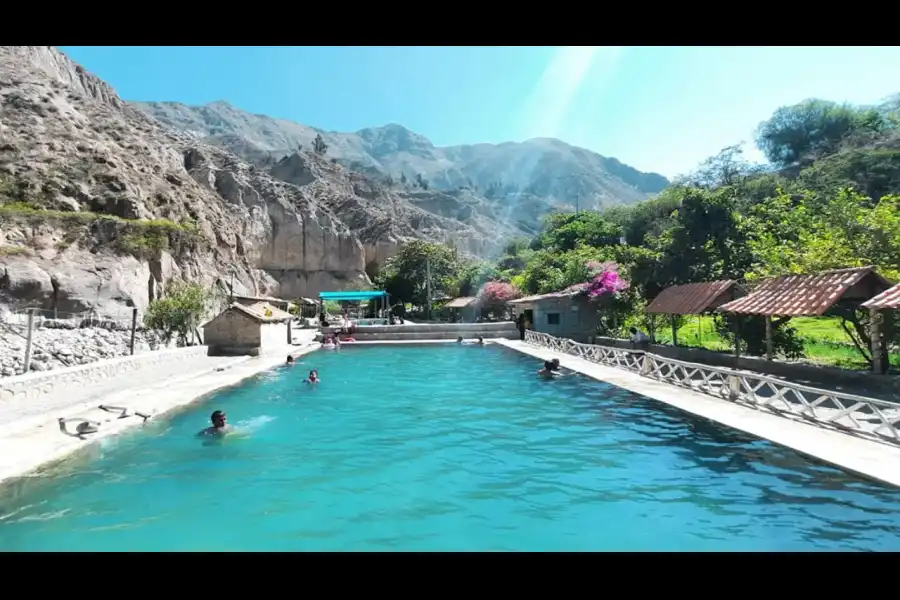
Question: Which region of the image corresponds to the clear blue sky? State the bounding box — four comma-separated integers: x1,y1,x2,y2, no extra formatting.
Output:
59,46,900,178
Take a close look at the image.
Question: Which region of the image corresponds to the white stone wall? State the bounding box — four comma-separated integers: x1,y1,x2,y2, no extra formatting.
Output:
0,345,208,406
259,322,289,353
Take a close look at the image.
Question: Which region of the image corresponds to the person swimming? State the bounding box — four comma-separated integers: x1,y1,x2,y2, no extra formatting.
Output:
537,358,563,379
456,336,463,344
306,369,319,384
197,410,232,437
286,355,295,364
476,336,484,345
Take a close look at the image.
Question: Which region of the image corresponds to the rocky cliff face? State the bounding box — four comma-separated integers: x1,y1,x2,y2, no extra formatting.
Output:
0,46,669,319
0,46,368,317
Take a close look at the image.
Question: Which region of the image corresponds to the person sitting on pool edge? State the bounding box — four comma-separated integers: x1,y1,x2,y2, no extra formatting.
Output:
306,369,319,384
537,358,563,379
198,410,232,437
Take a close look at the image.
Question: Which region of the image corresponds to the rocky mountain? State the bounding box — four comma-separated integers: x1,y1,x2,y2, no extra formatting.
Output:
136,101,669,212
0,46,667,319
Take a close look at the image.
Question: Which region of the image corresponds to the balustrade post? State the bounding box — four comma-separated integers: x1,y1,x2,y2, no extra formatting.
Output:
727,374,740,400
640,353,651,375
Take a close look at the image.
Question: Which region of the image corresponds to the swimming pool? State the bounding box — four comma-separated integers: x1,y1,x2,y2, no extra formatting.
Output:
2,343,900,551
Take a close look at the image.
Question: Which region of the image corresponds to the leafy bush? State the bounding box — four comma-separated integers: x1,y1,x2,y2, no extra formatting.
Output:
144,281,211,346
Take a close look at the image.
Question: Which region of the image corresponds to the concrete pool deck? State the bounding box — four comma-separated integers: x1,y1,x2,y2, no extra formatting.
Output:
493,338,900,488
0,333,320,484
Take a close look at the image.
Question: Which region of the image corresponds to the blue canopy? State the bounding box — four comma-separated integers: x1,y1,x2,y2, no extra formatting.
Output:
319,290,387,301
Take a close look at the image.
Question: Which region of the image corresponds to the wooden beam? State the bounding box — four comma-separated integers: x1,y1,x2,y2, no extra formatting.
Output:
765,315,773,361
871,307,885,375
671,315,678,347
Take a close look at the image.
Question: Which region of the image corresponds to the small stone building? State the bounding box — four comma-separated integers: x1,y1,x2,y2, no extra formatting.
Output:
203,302,293,356
509,284,601,343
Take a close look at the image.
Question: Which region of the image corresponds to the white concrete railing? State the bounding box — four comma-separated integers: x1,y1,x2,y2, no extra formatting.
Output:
0,345,209,405
525,330,900,446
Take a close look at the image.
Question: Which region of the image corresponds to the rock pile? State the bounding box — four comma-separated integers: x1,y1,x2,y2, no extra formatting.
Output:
0,320,175,378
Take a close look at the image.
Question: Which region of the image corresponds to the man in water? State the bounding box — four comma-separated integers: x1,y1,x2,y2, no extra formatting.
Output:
476,336,485,345
198,410,232,437
456,336,463,344
306,369,319,384
286,355,295,365
537,358,563,379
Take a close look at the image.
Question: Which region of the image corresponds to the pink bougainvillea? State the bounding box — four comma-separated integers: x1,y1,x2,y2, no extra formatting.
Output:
478,280,522,306
584,261,629,299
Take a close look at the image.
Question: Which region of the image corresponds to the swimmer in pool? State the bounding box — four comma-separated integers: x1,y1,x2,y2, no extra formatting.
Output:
197,410,232,437
286,355,295,365
476,336,484,345
306,369,319,384
537,358,564,379
456,336,463,344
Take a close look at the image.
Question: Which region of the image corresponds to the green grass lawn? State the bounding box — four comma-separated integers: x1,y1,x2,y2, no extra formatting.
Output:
651,315,899,370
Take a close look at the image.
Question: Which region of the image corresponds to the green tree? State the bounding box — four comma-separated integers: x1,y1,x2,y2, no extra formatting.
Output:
530,211,622,253
144,281,211,346
456,261,502,297
374,240,461,306
755,99,886,168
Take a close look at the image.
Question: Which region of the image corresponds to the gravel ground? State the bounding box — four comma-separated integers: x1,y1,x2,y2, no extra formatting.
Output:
0,319,176,378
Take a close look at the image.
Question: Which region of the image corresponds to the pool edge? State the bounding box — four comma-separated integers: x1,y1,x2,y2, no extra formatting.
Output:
495,338,900,490
0,344,321,485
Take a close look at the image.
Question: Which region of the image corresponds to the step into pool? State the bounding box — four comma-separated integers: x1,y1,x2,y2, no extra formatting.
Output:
2,343,900,551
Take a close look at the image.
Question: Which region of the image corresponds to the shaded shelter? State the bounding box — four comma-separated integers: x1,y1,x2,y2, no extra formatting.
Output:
718,266,892,362
444,296,479,322
319,290,390,319
646,280,744,350
861,283,900,374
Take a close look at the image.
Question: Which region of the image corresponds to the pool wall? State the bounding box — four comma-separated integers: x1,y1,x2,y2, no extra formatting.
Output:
493,338,900,489
323,321,519,342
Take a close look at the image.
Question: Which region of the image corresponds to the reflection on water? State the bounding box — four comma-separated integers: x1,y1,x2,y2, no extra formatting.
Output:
2,343,900,551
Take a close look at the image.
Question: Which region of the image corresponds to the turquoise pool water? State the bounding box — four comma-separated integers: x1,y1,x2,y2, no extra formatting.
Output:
2,343,900,551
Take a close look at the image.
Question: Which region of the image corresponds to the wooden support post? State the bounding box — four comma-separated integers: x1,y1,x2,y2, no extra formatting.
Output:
733,316,742,360
23,308,36,373
871,308,884,375
671,315,678,347
129,308,138,355
648,314,656,344
765,315,773,361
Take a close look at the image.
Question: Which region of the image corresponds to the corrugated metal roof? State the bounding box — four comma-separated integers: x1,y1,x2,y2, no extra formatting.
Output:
862,283,900,310
646,280,739,315
445,297,477,309
509,283,588,304
718,266,889,317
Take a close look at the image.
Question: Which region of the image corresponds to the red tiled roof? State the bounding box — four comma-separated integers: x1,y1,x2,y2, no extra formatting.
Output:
861,283,900,310
718,267,890,317
646,280,739,315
